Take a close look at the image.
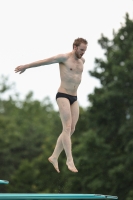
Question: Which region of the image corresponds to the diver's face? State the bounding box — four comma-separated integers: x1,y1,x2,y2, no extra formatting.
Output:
74,43,87,59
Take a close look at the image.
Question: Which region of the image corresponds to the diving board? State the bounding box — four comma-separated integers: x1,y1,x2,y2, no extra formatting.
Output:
0,180,9,184
0,193,118,199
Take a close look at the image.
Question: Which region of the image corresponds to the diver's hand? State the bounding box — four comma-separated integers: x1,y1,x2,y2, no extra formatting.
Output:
15,65,26,74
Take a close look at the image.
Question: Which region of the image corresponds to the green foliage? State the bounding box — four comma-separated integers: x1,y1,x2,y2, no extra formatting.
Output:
87,13,133,200
9,159,39,193
0,79,62,192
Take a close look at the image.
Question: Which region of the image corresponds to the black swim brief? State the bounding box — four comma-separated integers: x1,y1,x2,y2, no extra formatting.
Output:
56,92,77,105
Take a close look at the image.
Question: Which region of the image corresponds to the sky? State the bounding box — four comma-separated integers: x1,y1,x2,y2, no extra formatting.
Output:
0,0,133,110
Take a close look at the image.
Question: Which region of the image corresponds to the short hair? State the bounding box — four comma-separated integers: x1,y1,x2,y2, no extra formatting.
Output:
73,38,88,49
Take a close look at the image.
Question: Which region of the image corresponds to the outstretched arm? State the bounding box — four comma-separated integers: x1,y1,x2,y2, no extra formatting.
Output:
15,54,67,74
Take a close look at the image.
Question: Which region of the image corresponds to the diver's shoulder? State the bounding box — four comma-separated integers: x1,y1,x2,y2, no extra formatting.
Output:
81,57,85,64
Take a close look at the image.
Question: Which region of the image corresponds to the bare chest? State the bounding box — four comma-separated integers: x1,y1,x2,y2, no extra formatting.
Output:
64,59,83,73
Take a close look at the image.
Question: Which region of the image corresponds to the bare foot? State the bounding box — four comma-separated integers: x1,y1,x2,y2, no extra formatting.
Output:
48,157,60,173
66,161,78,173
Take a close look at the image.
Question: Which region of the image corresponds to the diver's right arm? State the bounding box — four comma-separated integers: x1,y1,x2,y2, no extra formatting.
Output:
14,54,67,74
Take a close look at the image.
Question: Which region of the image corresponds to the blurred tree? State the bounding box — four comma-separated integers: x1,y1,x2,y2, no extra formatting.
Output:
86,13,133,200
0,76,62,192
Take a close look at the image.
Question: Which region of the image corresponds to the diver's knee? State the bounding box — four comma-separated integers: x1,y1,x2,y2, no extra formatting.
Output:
63,124,71,134
70,127,75,136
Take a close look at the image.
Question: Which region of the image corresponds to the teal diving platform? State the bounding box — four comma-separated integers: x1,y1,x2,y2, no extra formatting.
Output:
0,193,118,199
